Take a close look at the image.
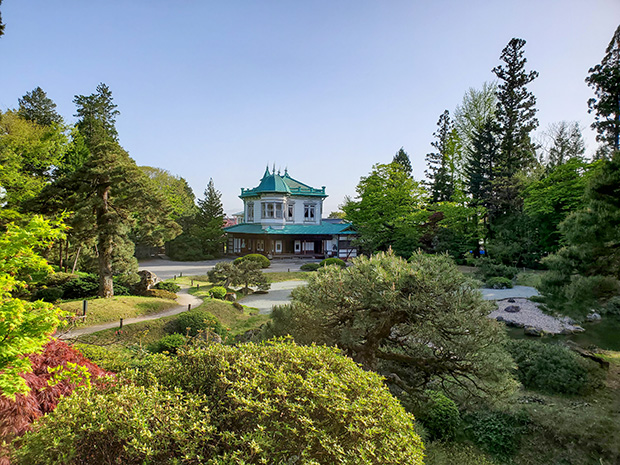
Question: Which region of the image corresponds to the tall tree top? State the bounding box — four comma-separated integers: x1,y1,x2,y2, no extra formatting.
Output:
0,0,5,38
586,24,620,152
198,178,224,220
392,147,412,175
18,87,63,126
73,83,120,147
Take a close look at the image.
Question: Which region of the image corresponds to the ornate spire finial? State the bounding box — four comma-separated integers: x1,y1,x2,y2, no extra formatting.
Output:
272,163,276,174
284,166,288,176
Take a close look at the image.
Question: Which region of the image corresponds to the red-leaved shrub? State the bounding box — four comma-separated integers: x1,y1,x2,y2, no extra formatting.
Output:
0,339,109,464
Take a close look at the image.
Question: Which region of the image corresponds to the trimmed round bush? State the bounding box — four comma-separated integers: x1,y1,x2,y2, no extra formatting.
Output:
507,339,604,395
300,262,321,271
154,281,180,293
208,286,227,299
476,259,518,281
35,286,64,302
486,276,513,289
233,253,270,268
320,257,346,268
168,310,225,337
44,272,77,287
14,342,424,465
147,334,187,354
420,390,460,441
59,274,99,299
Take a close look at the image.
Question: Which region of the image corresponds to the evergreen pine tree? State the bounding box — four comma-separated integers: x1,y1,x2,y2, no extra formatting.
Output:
425,110,456,202
18,87,63,126
392,147,412,176
586,24,620,152
196,179,225,256
73,83,120,148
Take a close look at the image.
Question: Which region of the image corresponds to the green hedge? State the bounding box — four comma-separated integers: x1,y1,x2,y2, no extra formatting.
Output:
319,257,346,268
233,253,270,268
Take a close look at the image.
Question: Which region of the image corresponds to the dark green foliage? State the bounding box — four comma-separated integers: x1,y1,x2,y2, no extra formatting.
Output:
425,110,457,202
392,147,412,175
45,272,77,287
603,296,620,315
507,340,604,395
424,442,495,465
154,281,180,293
13,382,214,465
0,0,4,37
168,310,224,337
166,234,208,261
465,410,529,460
486,276,513,289
265,251,517,402
34,286,64,302
18,87,63,126
475,258,518,280
208,286,227,299
73,82,120,146
233,253,270,268
300,262,320,271
59,274,99,299
586,24,620,151
195,178,225,256
419,390,461,441
209,260,270,294
319,257,346,268
147,333,187,354
232,302,243,311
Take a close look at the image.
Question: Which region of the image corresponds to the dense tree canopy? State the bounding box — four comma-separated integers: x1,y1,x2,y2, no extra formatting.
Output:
17,87,63,127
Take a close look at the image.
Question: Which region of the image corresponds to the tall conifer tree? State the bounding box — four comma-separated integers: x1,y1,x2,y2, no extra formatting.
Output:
425,110,456,203
18,87,63,126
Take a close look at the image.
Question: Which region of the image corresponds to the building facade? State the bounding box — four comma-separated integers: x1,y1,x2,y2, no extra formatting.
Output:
224,167,357,259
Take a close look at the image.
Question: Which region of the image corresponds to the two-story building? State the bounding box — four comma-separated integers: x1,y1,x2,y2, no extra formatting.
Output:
224,167,357,259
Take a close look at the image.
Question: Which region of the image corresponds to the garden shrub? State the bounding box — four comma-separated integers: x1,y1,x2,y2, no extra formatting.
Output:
44,272,77,287
0,340,108,452
425,442,495,465
507,339,604,395
34,286,64,302
486,276,514,289
167,310,225,337
136,341,425,464
476,258,518,281
208,286,227,299
464,409,529,460
419,390,460,441
141,289,177,300
603,296,620,315
233,253,270,268
12,382,214,465
319,257,346,268
147,334,187,354
59,274,99,299
300,262,321,271
154,281,180,293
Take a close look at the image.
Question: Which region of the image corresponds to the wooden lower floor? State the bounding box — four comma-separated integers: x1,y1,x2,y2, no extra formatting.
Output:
226,233,357,260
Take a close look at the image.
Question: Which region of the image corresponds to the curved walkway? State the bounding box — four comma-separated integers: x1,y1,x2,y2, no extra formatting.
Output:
240,280,307,314
57,287,203,339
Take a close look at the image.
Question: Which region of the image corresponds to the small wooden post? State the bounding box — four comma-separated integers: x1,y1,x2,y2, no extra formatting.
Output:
119,318,123,329
82,300,87,316
174,275,176,280
197,284,200,290
188,304,191,311
191,279,194,286
288,268,290,272
180,272,183,277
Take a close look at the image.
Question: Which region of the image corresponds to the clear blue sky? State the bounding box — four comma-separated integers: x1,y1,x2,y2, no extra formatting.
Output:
1,1,618,214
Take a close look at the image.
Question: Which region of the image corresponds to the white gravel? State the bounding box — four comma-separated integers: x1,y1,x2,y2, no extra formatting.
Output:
488,298,580,334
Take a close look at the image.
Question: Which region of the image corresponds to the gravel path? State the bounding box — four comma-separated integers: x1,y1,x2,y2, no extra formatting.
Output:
240,280,306,314
481,285,540,300
57,287,203,339
488,297,581,334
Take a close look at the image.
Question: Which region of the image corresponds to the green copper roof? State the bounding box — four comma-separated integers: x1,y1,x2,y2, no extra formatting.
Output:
224,222,355,235
240,167,327,198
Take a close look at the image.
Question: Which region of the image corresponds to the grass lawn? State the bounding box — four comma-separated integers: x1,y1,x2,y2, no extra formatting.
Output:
78,297,269,347
59,296,178,326
265,271,312,282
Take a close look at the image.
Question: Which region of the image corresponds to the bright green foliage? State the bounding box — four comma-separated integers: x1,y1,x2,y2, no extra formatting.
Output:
208,286,227,299
423,202,484,260
419,390,461,441
147,333,187,354
319,257,346,268
154,281,180,293
507,340,604,395
0,110,68,217
343,162,427,256
0,216,66,399
13,382,214,465
233,253,270,268
266,251,517,402
586,24,620,151
523,157,592,255
139,342,425,464
300,262,320,271
17,87,63,126
167,309,225,337
140,166,197,222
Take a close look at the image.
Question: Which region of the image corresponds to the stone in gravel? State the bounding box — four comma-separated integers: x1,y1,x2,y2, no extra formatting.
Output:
496,316,505,322
572,325,586,333
504,305,520,313
560,328,574,335
586,312,602,322
508,298,516,303
524,326,544,336
506,320,525,328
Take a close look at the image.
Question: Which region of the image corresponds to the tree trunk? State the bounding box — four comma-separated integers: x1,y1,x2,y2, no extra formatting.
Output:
97,183,114,298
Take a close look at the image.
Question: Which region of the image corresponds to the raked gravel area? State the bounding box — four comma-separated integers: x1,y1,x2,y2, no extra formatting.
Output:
488,297,580,334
